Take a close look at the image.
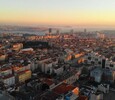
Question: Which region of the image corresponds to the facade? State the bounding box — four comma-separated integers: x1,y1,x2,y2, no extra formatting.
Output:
53,66,64,75
103,69,115,83
0,67,12,76
30,60,38,71
63,71,80,84
85,52,115,70
17,70,31,83
12,43,23,51
0,67,15,86
0,54,7,61
90,67,103,83
44,60,53,74
98,84,109,93
38,56,51,69
0,91,15,100
90,92,103,100
2,75,15,86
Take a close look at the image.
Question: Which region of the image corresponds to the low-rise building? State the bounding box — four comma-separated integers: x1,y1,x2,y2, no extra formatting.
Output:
53,65,64,75
0,67,12,76
98,84,109,93
89,91,103,100
90,67,103,83
0,54,7,61
12,43,23,51
2,74,15,86
42,79,55,89
0,91,15,100
16,70,31,83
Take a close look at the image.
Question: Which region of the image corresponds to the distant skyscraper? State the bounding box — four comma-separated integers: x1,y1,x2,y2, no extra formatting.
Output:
49,28,52,35
70,29,74,34
84,29,87,33
56,29,60,34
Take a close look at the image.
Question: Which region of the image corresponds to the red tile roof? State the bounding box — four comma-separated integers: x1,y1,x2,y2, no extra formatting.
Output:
53,83,75,94
43,79,54,86
17,69,31,75
79,95,88,100
2,74,14,79
1,67,11,71
44,60,52,64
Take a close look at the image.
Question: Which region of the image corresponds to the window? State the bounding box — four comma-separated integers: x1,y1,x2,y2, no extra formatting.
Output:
95,58,98,61
88,57,91,60
110,64,113,67
98,61,101,65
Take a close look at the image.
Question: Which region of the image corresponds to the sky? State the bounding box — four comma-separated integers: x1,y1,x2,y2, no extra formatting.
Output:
0,0,115,27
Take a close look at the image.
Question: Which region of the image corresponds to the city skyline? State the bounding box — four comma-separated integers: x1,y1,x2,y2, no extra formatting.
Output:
0,0,115,28
0,1,115,99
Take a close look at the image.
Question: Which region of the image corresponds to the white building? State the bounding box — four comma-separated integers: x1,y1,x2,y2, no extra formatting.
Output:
20,48,33,53
30,60,38,71
98,84,109,93
2,75,15,86
90,92,103,100
37,56,51,70
44,61,53,74
64,70,81,84
90,67,103,83
85,52,115,70
53,66,64,75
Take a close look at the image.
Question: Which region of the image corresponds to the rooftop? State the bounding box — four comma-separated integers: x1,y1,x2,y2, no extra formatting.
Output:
53,83,75,94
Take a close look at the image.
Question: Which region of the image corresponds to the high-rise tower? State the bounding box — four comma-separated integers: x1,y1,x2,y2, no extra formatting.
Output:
49,28,52,35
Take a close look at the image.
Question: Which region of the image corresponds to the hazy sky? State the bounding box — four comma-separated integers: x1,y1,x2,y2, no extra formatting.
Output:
0,0,115,27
